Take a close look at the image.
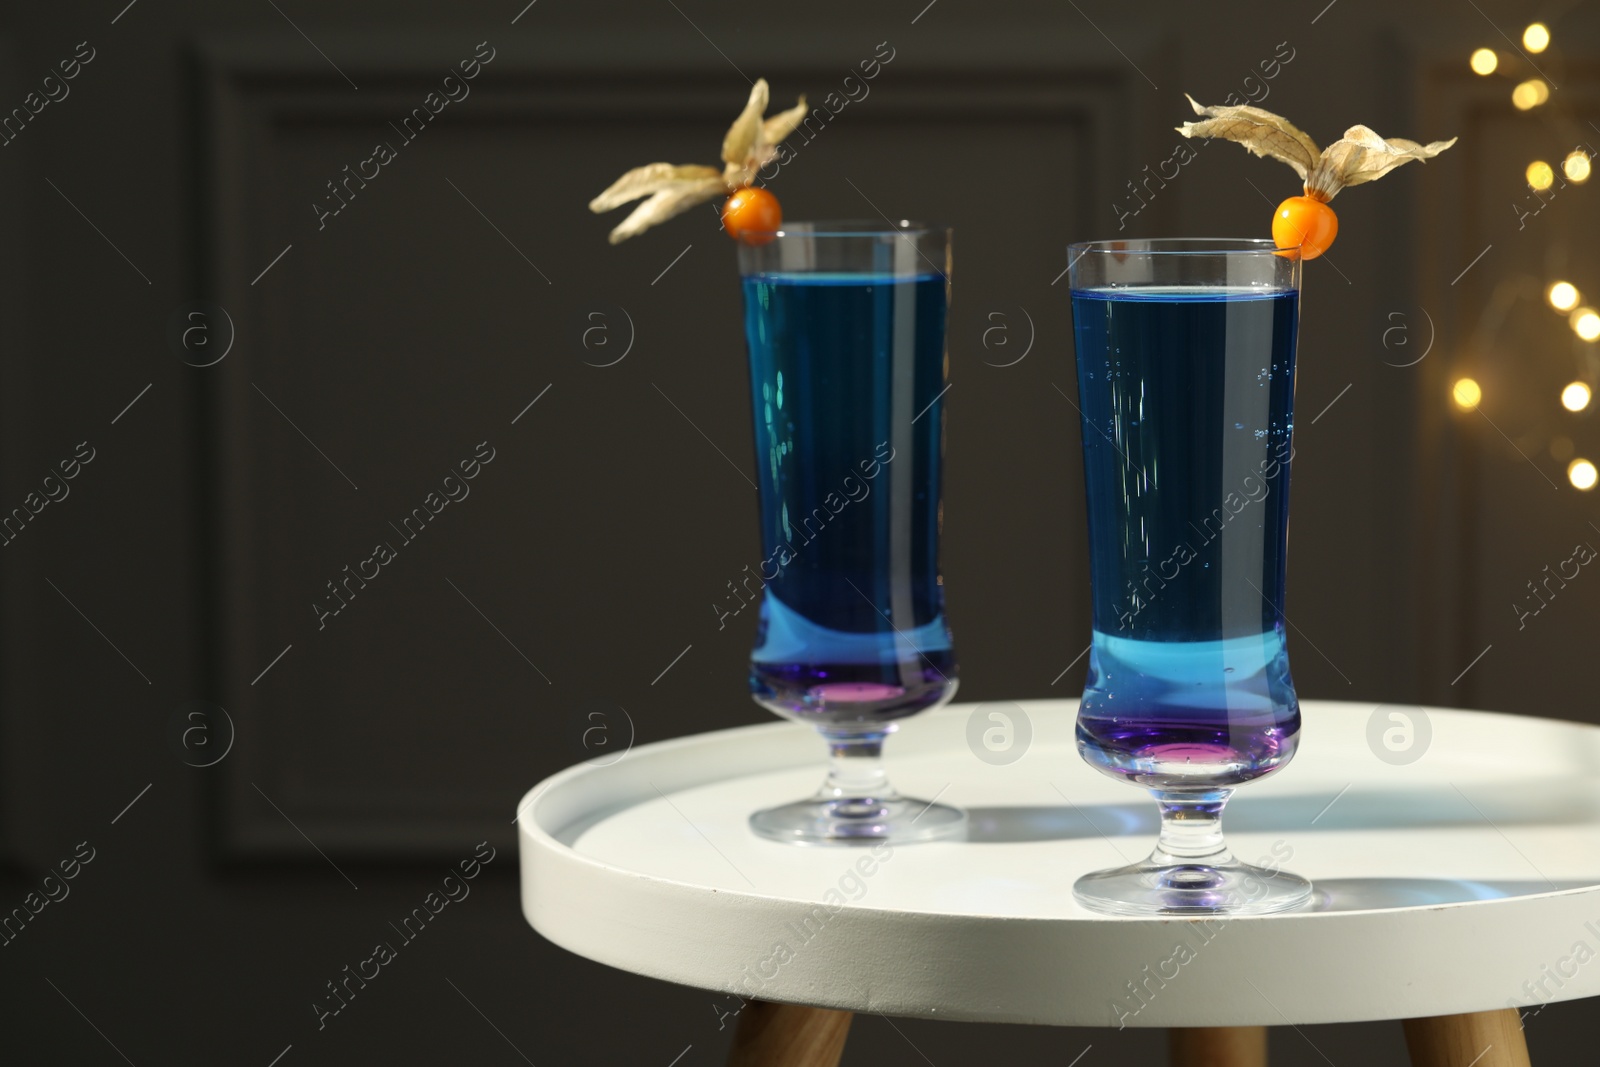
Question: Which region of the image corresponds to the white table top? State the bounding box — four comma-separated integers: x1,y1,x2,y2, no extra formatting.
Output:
517,700,1600,1027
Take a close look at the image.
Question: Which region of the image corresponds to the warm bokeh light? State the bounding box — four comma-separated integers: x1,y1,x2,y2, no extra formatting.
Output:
1452,377,1482,410
1573,308,1600,342
1564,151,1592,184
1523,23,1550,53
1562,382,1592,412
1549,281,1580,311
1568,459,1597,491
1512,79,1550,110
1526,161,1554,191
1470,48,1498,75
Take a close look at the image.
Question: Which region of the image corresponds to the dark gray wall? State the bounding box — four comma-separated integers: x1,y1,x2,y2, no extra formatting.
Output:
1,0,1596,1063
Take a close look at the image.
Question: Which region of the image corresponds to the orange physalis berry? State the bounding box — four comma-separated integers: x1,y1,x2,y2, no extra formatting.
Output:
722,186,782,244
1272,195,1339,259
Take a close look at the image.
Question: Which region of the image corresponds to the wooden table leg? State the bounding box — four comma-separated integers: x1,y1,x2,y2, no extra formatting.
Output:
1170,1026,1268,1066
727,1000,852,1067
1403,1009,1531,1067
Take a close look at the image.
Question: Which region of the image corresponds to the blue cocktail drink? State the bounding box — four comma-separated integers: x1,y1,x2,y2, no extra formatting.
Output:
743,272,954,722
1073,288,1299,789
1068,239,1312,914
738,223,962,844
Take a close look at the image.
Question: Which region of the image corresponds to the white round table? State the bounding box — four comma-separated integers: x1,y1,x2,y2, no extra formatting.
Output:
518,700,1600,1066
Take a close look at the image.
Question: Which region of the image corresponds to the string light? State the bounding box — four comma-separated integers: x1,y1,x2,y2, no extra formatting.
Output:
1548,282,1580,311
1452,378,1482,410
1470,48,1498,75
1503,24,1589,491
1512,79,1550,110
1573,308,1600,342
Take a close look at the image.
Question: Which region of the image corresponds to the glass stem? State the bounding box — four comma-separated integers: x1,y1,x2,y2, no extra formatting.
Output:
818,731,892,801
1149,790,1235,866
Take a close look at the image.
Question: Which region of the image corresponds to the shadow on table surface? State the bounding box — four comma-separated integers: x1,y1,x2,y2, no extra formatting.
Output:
963,791,1599,907
965,778,1600,844
1304,877,1594,911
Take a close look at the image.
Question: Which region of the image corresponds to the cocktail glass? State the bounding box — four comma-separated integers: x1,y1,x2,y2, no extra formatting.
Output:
738,221,963,844
1067,238,1313,913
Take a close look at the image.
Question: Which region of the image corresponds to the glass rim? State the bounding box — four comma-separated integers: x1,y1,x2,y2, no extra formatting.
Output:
739,218,950,240
1069,237,1300,256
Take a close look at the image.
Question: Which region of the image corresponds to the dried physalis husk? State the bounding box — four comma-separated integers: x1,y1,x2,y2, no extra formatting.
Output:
589,78,807,244
1176,94,1456,202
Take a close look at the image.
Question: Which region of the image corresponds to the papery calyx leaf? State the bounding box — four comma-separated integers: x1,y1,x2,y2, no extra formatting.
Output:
1177,95,1320,180
1306,125,1458,201
721,79,770,167
589,164,723,213
605,179,727,245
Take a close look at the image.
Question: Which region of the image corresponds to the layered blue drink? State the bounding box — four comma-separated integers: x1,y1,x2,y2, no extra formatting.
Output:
737,222,962,844
1067,238,1311,914
1071,287,1300,790
742,271,955,728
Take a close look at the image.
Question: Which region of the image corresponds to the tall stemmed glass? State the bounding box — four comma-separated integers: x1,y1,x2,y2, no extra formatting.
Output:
738,221,963,844
1068,238,1313,913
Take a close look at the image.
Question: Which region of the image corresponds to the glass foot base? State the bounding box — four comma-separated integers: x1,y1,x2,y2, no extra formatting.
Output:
1073,858,1313,916
749,794,965,845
